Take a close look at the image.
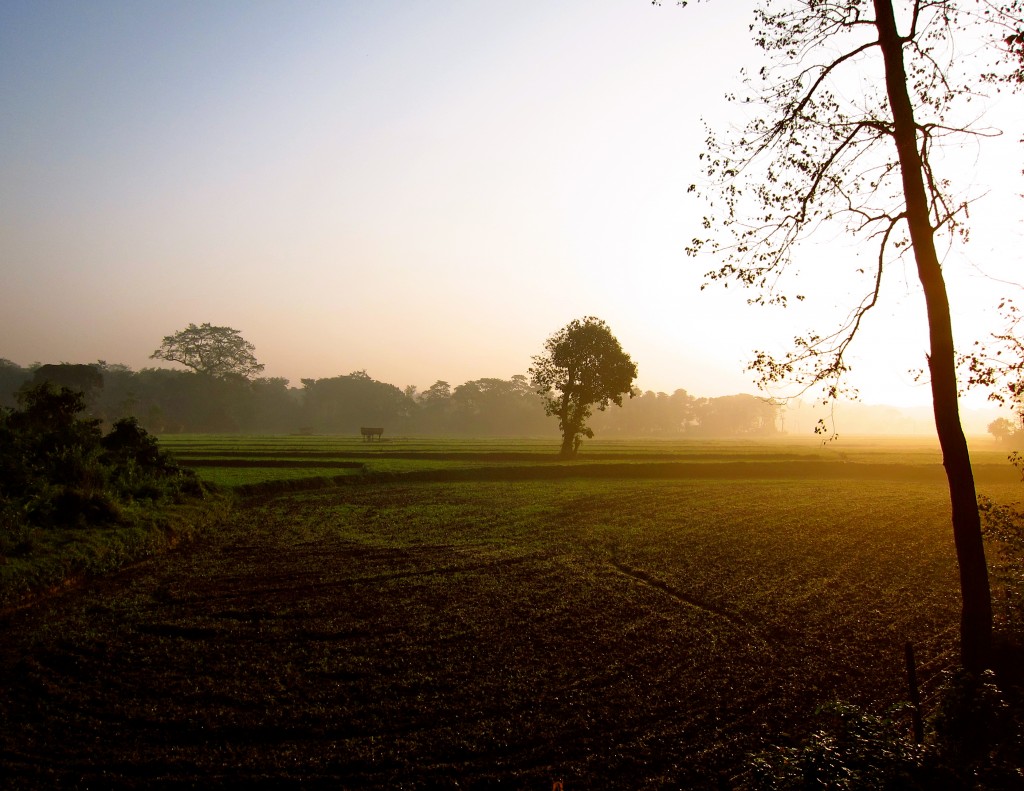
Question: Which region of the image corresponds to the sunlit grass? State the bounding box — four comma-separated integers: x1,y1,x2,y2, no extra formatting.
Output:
156,432,1009,464
157,434,1021,490
194,467,363,488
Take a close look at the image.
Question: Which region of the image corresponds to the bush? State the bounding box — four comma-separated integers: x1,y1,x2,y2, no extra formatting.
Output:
747,671,1023,789
747,703,929,790
929,669,1022,787
100,416,198,501
0,384,203,543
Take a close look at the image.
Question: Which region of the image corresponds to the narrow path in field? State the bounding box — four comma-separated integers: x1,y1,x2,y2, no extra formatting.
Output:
608,557,752,630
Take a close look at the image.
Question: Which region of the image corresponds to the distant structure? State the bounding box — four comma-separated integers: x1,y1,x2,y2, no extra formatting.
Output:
360,427,383,441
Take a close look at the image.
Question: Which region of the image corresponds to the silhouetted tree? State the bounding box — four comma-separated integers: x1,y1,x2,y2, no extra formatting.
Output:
449,376,550,436
32,363,104,399
245,377,301,434
301,371,413,434
0,359,31,408
151,323,264,380
641,389,696,435
529,317,637,457
988,417,1016,444
683,0,1022,671
417,380,454,434
588,387,696,436
92,361,139,424
127,368,246,433
691,394,780,437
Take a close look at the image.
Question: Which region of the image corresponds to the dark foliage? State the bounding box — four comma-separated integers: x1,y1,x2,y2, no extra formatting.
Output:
0,384,201,547
529,317,638,456
749,671,1023,789
0,358,785,438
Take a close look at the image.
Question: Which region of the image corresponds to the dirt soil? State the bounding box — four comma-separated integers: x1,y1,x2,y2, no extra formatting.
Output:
0,483,946,789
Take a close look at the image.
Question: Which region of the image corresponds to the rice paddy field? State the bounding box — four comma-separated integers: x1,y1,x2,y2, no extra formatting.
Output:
158,432,1021,485
1,434,1021,787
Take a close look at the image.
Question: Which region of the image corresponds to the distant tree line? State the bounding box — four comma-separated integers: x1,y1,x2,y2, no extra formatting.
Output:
0,359,780,438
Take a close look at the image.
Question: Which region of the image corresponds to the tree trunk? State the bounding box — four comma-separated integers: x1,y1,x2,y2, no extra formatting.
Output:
874,0,993,672
559,392,577,457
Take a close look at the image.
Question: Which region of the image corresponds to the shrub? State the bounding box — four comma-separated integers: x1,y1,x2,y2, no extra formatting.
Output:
746,671,1023,789
747,703,929,790
0,384,202,543
100,416,198,501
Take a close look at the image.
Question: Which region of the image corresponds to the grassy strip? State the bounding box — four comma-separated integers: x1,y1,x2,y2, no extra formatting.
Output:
226,459,1023,496
233,475,362,497
157,433,1016,468
177,459,365,468
193,466,371,488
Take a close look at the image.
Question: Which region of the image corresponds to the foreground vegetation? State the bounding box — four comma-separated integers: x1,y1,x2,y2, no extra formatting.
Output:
1,432,1022,786
0,386,227,609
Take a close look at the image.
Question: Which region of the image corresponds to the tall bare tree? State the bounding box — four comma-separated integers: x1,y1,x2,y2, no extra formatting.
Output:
685,0,1021,672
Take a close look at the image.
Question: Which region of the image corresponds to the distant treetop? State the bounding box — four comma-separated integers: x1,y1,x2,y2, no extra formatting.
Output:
151,323,264,380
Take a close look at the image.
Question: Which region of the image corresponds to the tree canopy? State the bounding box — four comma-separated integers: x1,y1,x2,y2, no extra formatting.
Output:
300,371,413,434
151,323,264,381
529,317,638,457
33,363,104,397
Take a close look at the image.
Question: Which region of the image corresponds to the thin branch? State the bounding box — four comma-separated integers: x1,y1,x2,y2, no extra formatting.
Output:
757,40,880,156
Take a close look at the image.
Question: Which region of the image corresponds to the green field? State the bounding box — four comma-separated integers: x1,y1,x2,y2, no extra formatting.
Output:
2,435,1021,786
157,433,1020,487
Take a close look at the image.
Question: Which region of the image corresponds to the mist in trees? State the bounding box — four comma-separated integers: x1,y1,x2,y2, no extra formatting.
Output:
300,371,413,434
0,358,786,439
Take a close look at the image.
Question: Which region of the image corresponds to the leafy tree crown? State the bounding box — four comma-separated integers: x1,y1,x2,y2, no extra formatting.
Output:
529,317,638,411
529,316,637,455
151,323,264,380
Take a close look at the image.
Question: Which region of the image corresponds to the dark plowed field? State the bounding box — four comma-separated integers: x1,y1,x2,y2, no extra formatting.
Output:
0,476,966,788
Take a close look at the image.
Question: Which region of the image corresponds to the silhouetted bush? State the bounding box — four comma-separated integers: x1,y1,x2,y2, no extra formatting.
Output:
747,702,930,790
930,669,1022,786
0,384,203,542
747,670,1023,789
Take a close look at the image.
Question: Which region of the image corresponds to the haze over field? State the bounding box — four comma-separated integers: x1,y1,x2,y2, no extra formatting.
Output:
2,1,1021,412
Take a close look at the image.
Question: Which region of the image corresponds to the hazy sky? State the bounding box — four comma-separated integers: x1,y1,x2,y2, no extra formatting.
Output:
2,1,1021,407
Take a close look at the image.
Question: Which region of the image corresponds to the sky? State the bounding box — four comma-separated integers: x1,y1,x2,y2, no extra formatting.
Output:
2,0,1022,410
